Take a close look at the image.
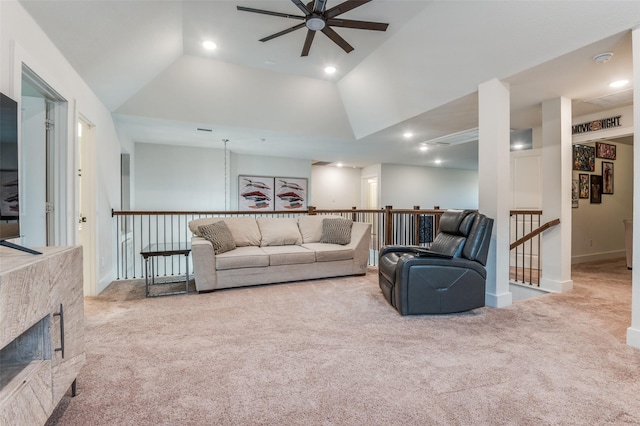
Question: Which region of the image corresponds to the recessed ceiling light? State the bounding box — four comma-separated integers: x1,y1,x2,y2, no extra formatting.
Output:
336,162,343,167
202,40,217,50
403,132,413,138
593,52,613,64
609,79,629,88
434,159,442,165
325,66,336,74
419,145,428,152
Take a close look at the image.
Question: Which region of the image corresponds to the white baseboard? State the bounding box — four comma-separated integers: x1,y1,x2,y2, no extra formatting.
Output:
571,250,625,264
627,327,640,349
485,291,513,308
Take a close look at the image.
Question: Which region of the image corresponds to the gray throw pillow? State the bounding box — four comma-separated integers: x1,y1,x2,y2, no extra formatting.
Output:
320,218,353,245
199,222,236,254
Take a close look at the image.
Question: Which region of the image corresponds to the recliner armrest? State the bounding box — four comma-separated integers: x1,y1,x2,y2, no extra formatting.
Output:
411,248,453,259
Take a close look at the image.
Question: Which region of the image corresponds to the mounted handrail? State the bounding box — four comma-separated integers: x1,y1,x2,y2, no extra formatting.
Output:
509,218,560,250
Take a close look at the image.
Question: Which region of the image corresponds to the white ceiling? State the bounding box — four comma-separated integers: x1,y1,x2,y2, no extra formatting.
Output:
19,1,639,170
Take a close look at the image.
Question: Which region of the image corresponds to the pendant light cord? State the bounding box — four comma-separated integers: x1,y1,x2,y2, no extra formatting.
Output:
223,139,228,211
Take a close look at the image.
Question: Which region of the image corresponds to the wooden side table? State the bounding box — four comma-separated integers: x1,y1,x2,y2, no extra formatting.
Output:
140,242,191,297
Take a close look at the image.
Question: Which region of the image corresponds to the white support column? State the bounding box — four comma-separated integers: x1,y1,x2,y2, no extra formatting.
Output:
627,26,640,349
479,78,512,308
539,98,573,292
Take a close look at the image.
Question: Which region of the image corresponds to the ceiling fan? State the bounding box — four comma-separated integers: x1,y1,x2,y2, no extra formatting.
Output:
237,0,389,57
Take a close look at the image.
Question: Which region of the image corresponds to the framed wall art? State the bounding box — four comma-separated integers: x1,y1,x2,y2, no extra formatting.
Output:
573,144,595,171
596,142,616,160
572,179,579,208
238,175,274,210
590,174,602,204
275,177,307,210
578,173,589,199
602,161,614,194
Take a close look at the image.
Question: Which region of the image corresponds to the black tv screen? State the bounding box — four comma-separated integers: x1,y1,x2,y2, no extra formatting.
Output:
0,92,20,240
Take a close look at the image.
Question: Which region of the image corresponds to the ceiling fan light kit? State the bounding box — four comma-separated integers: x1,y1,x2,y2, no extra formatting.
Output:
237,0,389,57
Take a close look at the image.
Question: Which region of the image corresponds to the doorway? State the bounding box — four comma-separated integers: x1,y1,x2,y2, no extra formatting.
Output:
21,64,69,247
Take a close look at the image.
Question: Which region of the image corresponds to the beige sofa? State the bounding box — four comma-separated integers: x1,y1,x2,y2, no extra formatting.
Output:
189,216,372,292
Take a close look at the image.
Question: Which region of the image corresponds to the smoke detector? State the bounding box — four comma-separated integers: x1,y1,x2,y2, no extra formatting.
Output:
592,52,614,64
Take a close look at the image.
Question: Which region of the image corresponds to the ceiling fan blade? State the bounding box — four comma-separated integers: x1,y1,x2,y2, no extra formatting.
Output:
301,30,316,56
327,18,388,31
291,0,312,16
237,6,305,20
325,0,372,19
260,23,306,42
313,0,328,13
321,26,354,53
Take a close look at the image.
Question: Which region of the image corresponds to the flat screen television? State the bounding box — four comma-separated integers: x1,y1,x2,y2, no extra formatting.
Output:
1,92,40,254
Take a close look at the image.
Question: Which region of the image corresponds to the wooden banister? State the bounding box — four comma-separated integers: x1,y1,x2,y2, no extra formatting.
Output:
510,218,560,250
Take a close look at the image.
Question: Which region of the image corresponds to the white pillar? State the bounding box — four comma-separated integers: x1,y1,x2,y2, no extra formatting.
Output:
627,26,640,349
479,78,512,308
539,97,573,292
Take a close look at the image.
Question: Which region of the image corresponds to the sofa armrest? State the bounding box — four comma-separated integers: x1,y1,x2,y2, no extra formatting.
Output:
191,236,218,292
346,222,372,274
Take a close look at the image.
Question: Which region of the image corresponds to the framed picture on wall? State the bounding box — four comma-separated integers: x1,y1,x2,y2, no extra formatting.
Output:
596,142,616,160
572,179,579,208
590,174,602,204
573,144,595,171
274,177,307,210
238,175,275,210
578,174,589,199
602,161,614,194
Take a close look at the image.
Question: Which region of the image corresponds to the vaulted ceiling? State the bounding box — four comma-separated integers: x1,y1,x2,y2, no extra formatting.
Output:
19,1,640,169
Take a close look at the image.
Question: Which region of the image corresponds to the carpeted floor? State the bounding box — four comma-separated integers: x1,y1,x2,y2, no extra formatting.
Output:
46,258,640,425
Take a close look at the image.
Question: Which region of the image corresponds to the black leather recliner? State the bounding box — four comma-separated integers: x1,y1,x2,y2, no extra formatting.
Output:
378,209,494,315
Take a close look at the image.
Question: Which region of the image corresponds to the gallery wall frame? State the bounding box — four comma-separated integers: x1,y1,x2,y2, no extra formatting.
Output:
578,173,589,199
596,142,616,160
573,144,595,171
572,179,579,208
590,174,602,204
602,161,614,194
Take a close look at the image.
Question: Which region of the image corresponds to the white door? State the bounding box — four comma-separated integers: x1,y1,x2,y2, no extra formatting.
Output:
78,118,98,296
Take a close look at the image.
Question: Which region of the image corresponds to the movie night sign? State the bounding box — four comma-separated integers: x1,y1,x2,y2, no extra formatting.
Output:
572,115,622,135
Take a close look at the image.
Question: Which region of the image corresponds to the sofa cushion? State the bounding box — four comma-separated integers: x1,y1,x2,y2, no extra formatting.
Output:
199,222,236,255
189,217,261,247
320,218,353,245
297,215,343,243
302,243,354,262
261,245,316,266
215,246,269,270
257,217,302,246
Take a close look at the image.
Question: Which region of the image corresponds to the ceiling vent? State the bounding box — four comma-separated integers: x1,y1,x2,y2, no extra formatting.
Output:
583,88,633,108
422,128,479,147
312,160,333,166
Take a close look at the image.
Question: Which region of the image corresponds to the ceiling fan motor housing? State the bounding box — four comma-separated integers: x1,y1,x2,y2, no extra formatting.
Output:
306,15,326,31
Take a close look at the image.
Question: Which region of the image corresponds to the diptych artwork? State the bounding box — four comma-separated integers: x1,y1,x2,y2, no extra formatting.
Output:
238,175,307,211
238,176,274,210
275,178,307,210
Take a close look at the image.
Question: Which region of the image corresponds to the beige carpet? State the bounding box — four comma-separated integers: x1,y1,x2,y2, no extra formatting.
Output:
47,259,640,425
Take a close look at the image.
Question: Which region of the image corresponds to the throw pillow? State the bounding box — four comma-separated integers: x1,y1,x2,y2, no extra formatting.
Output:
320,218,352,245
199,222,236,254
